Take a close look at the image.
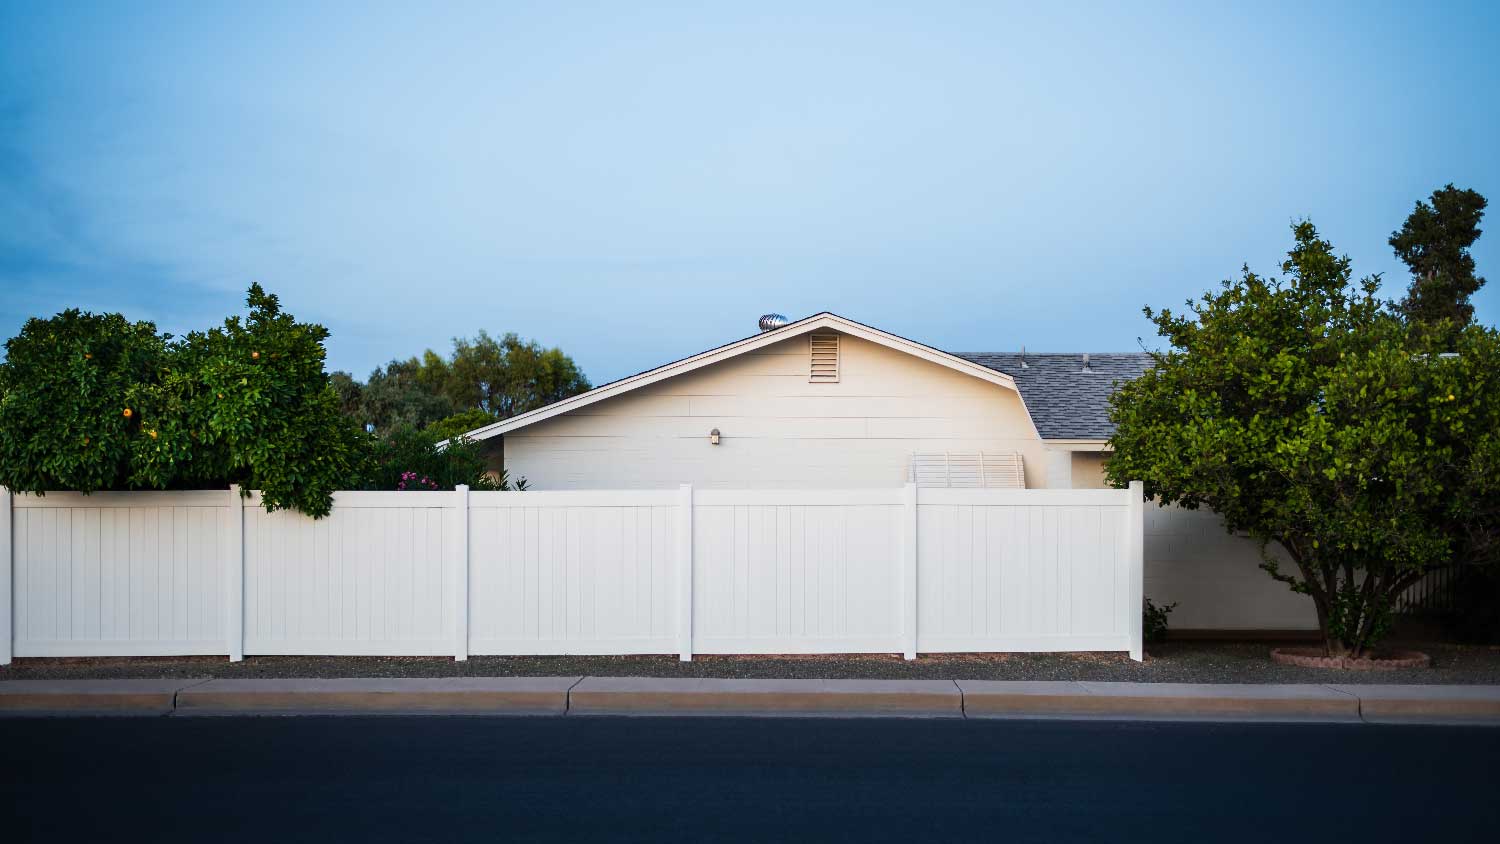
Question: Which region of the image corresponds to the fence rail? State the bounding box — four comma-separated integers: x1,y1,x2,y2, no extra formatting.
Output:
0,483,1144,665
1397,566,1460,615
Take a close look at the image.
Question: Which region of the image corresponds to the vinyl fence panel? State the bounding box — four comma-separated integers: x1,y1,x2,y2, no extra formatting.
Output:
466,491,679,655
10,492,228,657
0,483,1144,664
915,488,1137,653
242,492,460,656
691,489,904,654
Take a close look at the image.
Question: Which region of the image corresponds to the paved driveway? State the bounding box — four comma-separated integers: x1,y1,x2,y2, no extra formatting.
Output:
3,716,1496,842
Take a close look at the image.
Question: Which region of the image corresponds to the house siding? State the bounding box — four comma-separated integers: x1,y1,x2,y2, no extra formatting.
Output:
498,332,1050,490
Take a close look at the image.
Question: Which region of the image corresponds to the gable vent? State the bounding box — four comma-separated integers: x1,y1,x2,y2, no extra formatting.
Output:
809,333,840,382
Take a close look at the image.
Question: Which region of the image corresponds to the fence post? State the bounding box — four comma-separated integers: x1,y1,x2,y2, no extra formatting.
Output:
454,484,470,661
902,482,918,660
1,487,11,666
225,485,245,662
677,483,694,662
1128,480,1144,662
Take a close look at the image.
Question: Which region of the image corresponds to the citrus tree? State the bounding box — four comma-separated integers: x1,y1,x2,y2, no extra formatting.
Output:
0,285,367,518
128,284,367,517
0,310,167,492
1106,223,1500,657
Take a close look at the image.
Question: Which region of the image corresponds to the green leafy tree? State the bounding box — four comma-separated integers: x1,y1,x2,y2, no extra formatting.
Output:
329,371,365,422
362,425,524,491
357,356,458,434
446,330,591,418
129,284,369,517
0,310,168,493
1391,184,1487,333
336,331,590,433
423,408,498,442
1107,222,1500,657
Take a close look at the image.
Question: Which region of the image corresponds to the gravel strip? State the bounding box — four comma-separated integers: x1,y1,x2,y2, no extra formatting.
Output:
4,642,1500,684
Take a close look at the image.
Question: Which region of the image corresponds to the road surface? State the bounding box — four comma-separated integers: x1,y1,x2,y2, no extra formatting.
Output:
2,715,1495,842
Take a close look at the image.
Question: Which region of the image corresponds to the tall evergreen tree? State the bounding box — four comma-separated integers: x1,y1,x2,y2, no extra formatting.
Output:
1390,184,1487,332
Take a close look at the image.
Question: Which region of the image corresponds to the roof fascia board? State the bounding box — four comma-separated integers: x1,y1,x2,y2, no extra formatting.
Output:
1044,439,1113,452
462,313,1023,442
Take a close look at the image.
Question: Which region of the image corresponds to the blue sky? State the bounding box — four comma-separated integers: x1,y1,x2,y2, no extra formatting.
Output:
3,1,1498,384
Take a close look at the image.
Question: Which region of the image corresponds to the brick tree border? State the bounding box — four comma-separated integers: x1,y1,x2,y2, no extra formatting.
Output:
1271,648,1431,671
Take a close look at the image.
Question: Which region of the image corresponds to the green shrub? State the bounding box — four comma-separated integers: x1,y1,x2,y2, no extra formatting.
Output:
1143,597,1177,643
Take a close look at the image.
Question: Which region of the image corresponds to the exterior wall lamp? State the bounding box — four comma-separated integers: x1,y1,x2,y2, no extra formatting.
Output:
710,428,721,445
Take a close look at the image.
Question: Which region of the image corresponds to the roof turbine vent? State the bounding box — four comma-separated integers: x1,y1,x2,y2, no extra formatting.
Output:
758,313,789,332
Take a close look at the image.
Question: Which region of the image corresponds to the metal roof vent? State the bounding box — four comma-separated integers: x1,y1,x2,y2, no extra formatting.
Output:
758,313,789,332
1020,346,1028,369
1081,353,1093,373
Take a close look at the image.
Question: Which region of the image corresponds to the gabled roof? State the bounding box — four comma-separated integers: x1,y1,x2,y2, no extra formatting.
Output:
954,352,1153,440
461,313,1027,442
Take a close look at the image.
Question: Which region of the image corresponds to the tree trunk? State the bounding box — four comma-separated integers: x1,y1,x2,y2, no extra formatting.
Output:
1308,591,1345,658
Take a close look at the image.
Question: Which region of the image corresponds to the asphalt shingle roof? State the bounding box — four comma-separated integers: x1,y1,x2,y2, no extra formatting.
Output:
953,352,1154,440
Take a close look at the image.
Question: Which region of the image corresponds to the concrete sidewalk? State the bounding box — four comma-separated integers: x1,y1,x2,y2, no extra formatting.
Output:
3,677,1498,724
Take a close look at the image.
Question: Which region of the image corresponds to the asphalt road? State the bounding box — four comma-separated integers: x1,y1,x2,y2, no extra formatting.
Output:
3,716,1496,843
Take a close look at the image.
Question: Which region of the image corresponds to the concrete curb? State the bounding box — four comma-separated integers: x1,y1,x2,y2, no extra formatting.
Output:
3,678,1499,723
1328,684,1500,724
957,681,1363,721
0,679,205,715
175,678,582,715
568,677,963,717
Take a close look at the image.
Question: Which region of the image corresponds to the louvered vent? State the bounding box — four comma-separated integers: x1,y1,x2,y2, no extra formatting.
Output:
809,333,839,382
910,452,1026,489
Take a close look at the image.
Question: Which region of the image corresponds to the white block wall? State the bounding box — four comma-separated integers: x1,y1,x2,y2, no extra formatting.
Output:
1144,504,1317,630
1068,452,1319,632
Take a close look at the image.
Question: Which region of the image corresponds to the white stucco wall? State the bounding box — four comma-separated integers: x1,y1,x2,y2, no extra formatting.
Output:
501,331,1049,490
1065,451,1317,631
1143,505,1317,630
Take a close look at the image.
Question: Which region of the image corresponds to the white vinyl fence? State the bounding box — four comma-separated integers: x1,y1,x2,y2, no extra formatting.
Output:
0,483,1143,665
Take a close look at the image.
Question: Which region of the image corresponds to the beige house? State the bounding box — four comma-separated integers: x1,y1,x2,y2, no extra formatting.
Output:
464,313,1316,633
